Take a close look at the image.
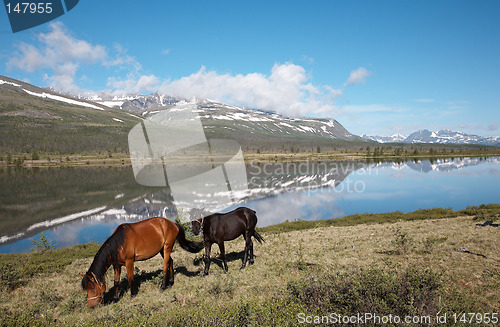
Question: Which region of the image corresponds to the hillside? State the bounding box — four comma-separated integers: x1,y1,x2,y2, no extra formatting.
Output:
0,206,498,326
160,98,366,151
0,76,142,155
2,75,497,158
0,76,367,156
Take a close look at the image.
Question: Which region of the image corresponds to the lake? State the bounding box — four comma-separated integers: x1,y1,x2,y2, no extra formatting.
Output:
1,156,499,253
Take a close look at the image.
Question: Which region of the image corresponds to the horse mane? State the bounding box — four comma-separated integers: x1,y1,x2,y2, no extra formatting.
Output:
81,224,128,289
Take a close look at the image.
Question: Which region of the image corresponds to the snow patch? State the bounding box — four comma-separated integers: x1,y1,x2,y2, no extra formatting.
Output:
23,88,105,110
212,115,233,120
27,206,107,231
0,79,21,87
0,232,25,244
97,100,125,107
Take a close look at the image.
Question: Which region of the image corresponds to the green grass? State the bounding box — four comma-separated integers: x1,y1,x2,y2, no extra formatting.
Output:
260,204,500,234
286,266,479,321
0,206,499,326
0,85,141,156
0,243,100,291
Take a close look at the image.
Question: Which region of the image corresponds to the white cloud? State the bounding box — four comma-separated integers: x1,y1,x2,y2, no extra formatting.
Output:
487,122,498,131
7,22,107,93
344,67,370,86
160,63,344,117
5,22,366,116
6,22,156,95
107,74,160,94
104,43,141,72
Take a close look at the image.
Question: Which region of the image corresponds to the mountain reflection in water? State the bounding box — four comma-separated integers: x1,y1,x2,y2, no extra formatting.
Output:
1,157,499,253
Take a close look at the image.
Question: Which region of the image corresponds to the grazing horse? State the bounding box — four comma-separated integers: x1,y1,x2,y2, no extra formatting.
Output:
190,207,264,275
81,217,203,308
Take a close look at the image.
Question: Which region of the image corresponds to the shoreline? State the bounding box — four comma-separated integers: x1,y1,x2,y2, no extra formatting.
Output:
0,149,499,167
0,205,498,325
1,205,498,254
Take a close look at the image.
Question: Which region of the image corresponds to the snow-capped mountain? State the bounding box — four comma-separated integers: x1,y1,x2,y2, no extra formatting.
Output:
74,88,362,142
0,76,109,111
119,93,180,113
72,91,180,113
362,129,500,146
361,133,407,143
371,156,500,173
189,99,361,141
404,129,500,145
0,76,363,152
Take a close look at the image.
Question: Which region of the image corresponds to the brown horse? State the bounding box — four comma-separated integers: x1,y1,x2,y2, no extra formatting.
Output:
190,207,264,275
81,217,203,308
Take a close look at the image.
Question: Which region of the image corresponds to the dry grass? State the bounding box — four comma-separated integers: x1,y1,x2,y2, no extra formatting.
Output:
1,215,498,325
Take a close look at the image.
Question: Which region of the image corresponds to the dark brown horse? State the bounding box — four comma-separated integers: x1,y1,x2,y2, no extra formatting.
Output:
190,207,264,275
81,217,203,308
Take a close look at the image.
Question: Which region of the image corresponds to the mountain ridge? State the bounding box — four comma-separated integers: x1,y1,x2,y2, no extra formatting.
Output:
0,76,366,154
2,75,498,153
0,75,142,154
44,82,362,143
362,129,500,146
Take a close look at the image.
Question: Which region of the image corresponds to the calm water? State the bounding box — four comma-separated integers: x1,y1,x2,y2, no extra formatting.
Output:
1,157,499,253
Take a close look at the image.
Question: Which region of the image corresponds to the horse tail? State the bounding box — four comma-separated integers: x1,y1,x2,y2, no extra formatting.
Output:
243,208,264,244
253,230,265,244
175,223,204,253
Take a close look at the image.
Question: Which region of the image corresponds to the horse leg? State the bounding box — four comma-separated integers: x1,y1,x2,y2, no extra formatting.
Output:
125,260,136,297
113,265,121,301
168,257,174,286
248,237,255,265
160,257,174,290
161,243,174,290
203,242,213,276
241,231,252,269
218,241,228,273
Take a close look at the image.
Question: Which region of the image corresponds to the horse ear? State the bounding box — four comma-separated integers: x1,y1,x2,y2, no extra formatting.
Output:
188,208,196,220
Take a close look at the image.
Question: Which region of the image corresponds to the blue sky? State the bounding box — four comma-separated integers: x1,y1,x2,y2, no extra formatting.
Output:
1,0,499,137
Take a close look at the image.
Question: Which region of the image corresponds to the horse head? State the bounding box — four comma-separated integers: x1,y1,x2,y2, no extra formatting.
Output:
81,272,105,308
189,208,206,235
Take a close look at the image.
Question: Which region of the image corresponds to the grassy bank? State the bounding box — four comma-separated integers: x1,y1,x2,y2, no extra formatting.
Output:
243,146,500,163
1,205,499,326
1,145,499,168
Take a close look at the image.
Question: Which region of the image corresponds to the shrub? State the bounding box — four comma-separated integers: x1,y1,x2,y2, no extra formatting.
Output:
393,228,414,255
287,266,444,318
31,233,56,252
0,262,25,291
422,236,448,254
